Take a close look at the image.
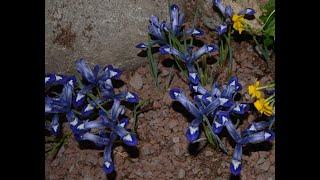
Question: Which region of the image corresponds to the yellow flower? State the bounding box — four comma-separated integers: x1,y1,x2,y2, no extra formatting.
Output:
232,15,245,34
254,98,273,116
248,81,262,99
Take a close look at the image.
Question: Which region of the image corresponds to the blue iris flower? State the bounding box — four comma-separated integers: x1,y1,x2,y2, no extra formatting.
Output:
136,4,204,50
72,99,138,174
45,80,74,135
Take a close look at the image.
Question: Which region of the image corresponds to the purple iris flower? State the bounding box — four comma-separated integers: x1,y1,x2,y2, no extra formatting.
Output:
72,99,138,174
159,44,218,64
45,81,74,135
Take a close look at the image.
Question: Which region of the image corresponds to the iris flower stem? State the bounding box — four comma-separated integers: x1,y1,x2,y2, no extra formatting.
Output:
87,93,109,115
72,109,82,116
202,115,228,154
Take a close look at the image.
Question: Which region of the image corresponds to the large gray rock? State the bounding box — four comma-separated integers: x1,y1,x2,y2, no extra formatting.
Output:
45,0,184,74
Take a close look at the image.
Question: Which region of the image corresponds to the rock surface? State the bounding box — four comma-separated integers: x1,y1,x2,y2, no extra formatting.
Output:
45,0,185,74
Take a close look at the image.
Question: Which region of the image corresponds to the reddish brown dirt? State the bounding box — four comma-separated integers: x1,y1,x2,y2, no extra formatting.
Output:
45,40,275,180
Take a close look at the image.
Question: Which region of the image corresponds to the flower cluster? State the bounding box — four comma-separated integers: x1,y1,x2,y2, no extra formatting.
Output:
163,25,275,174
45,59,139,174
213,0,256,35
136,4,204,50
248,80,275,116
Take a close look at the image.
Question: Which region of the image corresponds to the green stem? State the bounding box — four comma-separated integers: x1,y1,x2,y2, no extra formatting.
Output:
202,115,228,154
265,93,275,102
263,10,275,30
257,83,275,90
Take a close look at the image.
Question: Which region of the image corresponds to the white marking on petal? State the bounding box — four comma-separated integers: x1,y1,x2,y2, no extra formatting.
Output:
84,104,94,112
55,75,62,81
77,123,85,130
70,118,78,126
52,124,59,132
219,98,228,105
197,95,203,99
232,160,241,170
206,96,212,102
189,73,197,79
68,80,74,86
193,29,200,34
110,70,118,77
189,126,199,135
126,92,134,99
234,105,241,112
230,81,236,86
264,132,271,139
45,77,50,83
45,104,52,112
214,121,222,128
105,161,111,168
76,93,85,102
164,47,170,52
119,122,125,127
105,79,112,86
174,92,180,97
123,134,133,142
207,46,213,52
222,116,228,124
193,86,198,91
249,125,256,131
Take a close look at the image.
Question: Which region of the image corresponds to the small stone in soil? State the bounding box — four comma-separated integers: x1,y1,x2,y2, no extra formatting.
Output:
160,69,170,77
205,150,214,157
172,137,179,143
129,73,143,90
173,144,180,156
257,157,266,165
178,169,185,179
259,160,270,172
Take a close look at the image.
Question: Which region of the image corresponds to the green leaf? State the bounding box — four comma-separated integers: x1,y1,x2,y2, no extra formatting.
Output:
260,0,275,23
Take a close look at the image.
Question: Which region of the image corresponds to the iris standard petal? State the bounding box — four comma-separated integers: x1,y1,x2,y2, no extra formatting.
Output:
213,0,226,15
225,5,233,17
75,58,96,83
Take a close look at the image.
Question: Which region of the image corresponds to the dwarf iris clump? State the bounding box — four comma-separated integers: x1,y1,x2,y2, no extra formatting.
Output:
168,52,275,175
136,4,216,88
45,59,139,174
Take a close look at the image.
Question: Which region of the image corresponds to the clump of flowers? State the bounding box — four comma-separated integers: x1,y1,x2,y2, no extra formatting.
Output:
136,4,204,50
163,31,275,174
45,59,139,174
